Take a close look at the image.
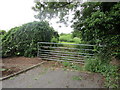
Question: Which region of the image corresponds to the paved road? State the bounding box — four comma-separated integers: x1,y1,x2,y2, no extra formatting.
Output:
2,66,105,88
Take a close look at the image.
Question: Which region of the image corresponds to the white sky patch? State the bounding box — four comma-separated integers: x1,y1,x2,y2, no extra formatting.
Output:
0,0,36,30
49,13,74,34
0,0,73,34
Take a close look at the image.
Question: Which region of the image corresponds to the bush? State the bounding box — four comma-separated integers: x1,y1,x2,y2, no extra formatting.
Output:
84,56,119,88
2,27,19,57
72,37,81,43
2,21,58,57
51,37,59,43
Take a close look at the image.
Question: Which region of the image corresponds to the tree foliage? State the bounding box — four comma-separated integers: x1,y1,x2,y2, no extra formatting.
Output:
32,2,120,87
2,21,58,57
73,2,120,59
33,1,120,59
32,0,80,23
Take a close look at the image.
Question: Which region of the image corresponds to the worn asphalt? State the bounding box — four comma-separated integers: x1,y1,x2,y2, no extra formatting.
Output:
2,66,105,88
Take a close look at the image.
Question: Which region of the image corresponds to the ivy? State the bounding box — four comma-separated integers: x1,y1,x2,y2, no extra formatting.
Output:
2,21,58,57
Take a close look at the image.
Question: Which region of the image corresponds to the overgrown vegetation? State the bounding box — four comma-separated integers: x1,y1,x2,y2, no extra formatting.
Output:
0,1,119,88
0,30,6,57
73,2,120,88
0,30,6,38
62,61,83,71
85,56,119,88
33,1,120,88
2,21,59,57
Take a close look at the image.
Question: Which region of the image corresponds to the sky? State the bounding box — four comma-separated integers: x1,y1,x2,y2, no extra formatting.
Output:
0,0,73,34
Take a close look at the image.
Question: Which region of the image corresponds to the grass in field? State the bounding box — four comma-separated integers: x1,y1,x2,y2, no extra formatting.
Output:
59,41,76,44
59,33,81,44
59,41,77,48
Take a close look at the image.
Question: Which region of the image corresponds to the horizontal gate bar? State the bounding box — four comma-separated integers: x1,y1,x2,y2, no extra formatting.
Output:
41,58,84,63
39,49,94,56
38,42,95,46
40,56,84,61
39,53,92,58
40,55,84,58
40,54,91,58
41,57,84,61
39,46,94,51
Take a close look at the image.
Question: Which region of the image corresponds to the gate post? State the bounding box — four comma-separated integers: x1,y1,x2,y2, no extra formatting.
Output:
37,42,40,58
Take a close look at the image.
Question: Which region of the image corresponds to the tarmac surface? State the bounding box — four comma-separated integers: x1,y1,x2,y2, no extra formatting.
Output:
2,65,105,88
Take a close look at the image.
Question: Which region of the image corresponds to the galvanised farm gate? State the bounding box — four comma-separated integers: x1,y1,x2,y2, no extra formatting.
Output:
37,42,98,64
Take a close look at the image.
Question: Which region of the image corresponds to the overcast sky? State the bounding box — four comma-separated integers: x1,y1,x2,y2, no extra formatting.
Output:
0,0,73,34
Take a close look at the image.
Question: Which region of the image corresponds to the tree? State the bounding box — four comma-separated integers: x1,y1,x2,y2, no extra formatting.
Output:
33,1,120,59
2,21,58,57
32,2,120,87
73,2,120,59
32,1,80,23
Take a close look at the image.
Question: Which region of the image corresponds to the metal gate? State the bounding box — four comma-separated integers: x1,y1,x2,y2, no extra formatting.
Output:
37,42,97,64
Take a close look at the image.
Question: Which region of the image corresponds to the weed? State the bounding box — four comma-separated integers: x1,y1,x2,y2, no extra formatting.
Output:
39,68,48,75
84,56,119,88
44,68,48,72
62,61,71,67
72,76,82,80
63,68,67,71
0,68,7,71
62,61,83,71
70,64,83,71
9,76,16,80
